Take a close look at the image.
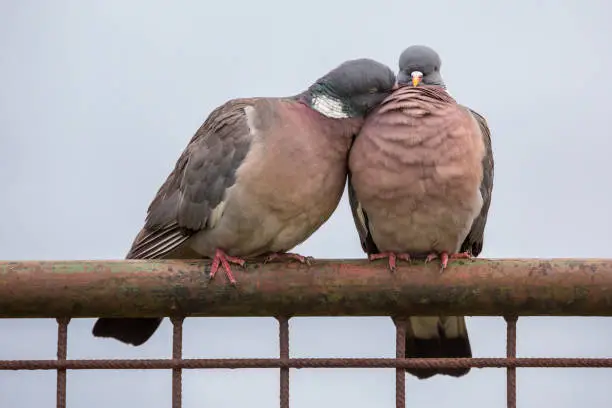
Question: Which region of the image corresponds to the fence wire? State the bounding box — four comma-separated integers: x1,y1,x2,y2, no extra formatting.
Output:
2,316,612,408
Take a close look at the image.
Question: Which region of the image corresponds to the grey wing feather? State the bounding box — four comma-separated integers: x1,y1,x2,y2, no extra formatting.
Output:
459,108,494,257
347,172,379,255
126,99,255,259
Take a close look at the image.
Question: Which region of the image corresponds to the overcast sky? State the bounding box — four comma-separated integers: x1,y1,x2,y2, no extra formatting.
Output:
2,1,612,407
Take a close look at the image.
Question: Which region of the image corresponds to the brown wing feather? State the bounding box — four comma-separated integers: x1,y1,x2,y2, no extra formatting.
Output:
126,99,255,259
347,172,379,254
94,99,257,346
459,108,494,257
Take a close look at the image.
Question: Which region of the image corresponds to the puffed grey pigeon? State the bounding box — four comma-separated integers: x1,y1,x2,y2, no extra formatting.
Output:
348,45,494,379
92,58,396,346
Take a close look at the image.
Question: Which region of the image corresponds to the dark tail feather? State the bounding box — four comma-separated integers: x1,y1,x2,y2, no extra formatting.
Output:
92,318,163,346
402,316,472,380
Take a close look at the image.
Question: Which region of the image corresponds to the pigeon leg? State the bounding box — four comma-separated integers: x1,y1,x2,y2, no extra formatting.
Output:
425,251,472,271
368,252,411,272
264,252,314,265
210,248,246,285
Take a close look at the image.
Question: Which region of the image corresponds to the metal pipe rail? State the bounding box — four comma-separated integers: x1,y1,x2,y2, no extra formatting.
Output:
1,258,612,317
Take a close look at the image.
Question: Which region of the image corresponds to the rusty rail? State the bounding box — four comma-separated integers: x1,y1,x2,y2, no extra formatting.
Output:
2,258,612,408
1,258,612,317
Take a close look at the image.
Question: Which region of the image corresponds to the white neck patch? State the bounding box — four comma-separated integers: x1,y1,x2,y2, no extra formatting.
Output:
311,94,350,118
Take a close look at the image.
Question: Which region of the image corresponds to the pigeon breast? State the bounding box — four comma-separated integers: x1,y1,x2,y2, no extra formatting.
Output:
349,85,486,255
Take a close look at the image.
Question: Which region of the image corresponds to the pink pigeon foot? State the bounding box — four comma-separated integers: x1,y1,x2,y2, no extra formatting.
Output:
368,252,411,272
210,248,246,285
425,251,472,272
264,252,313,265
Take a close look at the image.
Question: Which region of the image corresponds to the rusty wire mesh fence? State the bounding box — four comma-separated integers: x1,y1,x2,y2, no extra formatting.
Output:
1,259,612,408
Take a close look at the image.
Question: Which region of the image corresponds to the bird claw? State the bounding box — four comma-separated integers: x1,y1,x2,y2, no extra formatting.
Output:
264,252,314,266
210,249,246,285
425,253,439,263
368,252,411,272
425,251,472,273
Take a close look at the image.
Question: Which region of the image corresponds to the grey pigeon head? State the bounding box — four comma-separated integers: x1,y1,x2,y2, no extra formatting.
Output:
304,58,396,118
397,45,446,88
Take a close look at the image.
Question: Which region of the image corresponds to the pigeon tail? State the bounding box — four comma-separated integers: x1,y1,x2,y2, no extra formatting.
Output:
401,316,472,379
92,318,163,346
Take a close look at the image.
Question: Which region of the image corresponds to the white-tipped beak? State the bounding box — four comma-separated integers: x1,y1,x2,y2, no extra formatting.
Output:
411,71,423,87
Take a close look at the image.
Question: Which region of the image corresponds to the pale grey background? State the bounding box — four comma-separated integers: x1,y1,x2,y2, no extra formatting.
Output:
1,1,612,407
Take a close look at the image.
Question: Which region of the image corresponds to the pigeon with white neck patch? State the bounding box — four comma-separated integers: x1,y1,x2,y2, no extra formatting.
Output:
92,58,396,346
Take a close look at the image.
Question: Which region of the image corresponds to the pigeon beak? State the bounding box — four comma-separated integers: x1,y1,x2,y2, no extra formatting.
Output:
411,71,423,87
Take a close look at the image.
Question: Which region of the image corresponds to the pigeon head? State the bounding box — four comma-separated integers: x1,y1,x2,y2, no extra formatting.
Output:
303,58,396,118
397,45,445,88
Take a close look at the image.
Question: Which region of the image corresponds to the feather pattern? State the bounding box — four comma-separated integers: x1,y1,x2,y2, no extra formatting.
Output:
349,86,493,257
125,99,255,260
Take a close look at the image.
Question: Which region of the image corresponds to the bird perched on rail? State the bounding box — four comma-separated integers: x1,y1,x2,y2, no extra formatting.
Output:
348,45,494,379
92,58,396,346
